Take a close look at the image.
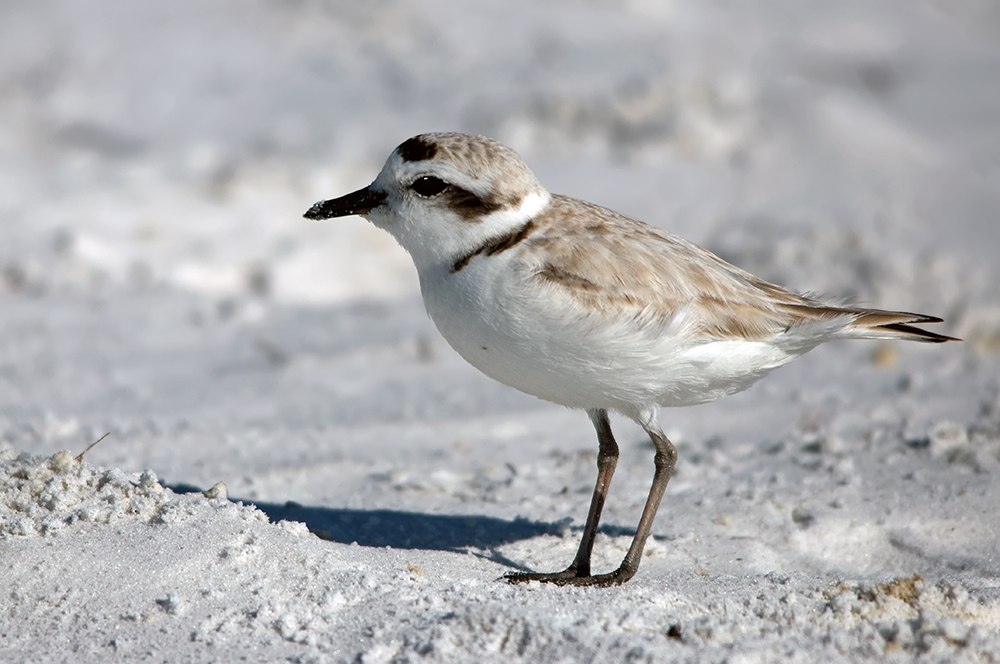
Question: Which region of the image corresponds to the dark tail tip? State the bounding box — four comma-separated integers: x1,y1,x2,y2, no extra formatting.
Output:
877,323,961,343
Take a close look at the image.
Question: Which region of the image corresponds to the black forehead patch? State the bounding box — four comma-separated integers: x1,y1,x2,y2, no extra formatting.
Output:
397,136,437,162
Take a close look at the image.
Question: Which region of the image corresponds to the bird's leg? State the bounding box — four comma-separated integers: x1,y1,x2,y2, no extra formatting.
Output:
569,408,620,577
602,418,676,585
505,408,619,584
505,409,677,588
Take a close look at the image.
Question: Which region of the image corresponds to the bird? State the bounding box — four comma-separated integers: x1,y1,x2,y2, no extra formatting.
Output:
304,132,957,587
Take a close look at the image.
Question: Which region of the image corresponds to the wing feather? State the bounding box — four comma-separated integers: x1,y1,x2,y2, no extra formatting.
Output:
521,195,956,344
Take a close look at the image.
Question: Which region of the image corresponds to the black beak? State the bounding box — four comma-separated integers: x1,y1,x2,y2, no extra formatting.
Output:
303,186,387,220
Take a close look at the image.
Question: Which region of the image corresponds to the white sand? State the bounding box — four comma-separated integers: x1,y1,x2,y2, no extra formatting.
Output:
2,1,1000,661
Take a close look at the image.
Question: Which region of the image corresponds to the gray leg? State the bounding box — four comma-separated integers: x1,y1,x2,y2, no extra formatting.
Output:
505,409,619,584
571,408,620,577
505,409,677,587
606,417,676,584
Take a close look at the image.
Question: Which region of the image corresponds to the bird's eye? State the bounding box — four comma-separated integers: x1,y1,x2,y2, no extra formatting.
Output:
410,176,448,197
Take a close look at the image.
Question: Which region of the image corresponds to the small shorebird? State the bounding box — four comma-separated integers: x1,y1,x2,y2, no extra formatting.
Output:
305,133,956,586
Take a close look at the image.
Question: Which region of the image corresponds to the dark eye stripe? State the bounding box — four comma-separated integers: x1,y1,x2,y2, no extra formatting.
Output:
410,176,504,222
439,187,503,221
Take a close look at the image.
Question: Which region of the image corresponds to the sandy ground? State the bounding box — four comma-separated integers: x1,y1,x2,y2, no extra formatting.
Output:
2,1,1000,661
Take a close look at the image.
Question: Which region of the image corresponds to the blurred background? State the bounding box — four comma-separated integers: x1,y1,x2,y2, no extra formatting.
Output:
1,0,998,491
3,0,998,303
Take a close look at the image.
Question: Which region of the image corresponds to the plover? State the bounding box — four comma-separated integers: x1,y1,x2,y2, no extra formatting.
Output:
305,132,956,587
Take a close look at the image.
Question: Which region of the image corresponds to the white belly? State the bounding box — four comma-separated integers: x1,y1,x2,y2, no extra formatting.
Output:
418,257,798,412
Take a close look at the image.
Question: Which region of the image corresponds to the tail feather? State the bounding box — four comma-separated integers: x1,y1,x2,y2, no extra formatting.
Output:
778,303,959,343
874,322,957,343
848,309,959,343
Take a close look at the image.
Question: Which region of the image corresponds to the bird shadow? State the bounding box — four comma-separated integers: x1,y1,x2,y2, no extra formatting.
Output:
168,482,637,552
252,501,568,551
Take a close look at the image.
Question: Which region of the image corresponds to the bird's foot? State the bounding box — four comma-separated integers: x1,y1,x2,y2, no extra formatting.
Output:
503,565,634,588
